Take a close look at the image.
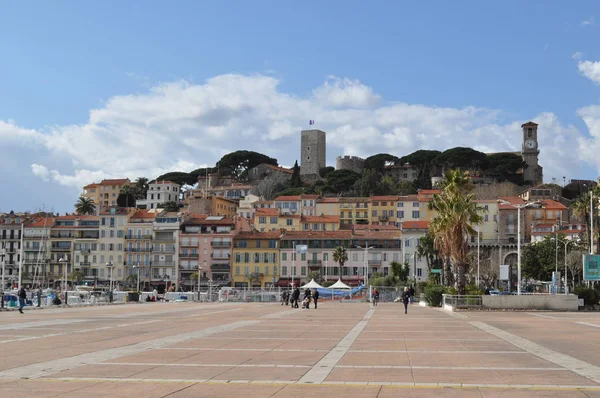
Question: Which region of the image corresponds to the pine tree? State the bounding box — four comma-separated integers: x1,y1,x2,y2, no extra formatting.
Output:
290,160,302,188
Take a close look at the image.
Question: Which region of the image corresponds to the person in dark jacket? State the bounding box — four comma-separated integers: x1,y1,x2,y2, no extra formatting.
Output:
18,286,27,314
402,287,410,314
408,285,415,304
312,289,319,309
291,287,300,308
303,288,311,309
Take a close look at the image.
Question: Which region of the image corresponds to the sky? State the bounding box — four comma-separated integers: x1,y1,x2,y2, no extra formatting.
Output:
1,1,600,214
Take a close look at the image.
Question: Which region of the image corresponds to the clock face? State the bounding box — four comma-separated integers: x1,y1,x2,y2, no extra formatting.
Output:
525,139,536,149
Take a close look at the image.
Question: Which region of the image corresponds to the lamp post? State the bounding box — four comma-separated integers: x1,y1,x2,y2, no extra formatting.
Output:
291,241,295,289
1,248,5,309
552,237,578,294
106,261,113,302
356,245,375,286
476,225,480,287
59,257,68,305
197,265,202,300
133,262,140,292
498,200,539,295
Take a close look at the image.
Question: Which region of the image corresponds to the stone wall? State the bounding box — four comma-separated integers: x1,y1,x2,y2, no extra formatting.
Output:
335,156,365,173
300,129,326,176
482,294,579,311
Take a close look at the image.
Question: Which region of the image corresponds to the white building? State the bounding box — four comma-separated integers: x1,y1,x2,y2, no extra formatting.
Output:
152,211,181,291
399,221,430,282
137,181,180,210
236,194,261,219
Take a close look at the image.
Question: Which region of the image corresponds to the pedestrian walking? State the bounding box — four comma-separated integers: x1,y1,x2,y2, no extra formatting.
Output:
372,288,380,306
409,285,415,304
291,287,300,308
312,289,319,309
37,287,42,307
18,286,27,314
303,288,311,309
281,290,289,306
402,287,410,314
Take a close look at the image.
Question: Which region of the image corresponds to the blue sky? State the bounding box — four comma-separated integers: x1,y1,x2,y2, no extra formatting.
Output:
1,1,599,213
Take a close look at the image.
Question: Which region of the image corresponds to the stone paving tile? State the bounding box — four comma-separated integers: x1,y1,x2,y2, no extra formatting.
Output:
325,367,414,383
167,383,285,397
44,364,155,379
134,365,233,380
411,368,503,384
273,384,380,397
172,350,266,365
0,379,102,397
168,338,237,349
378,386,484,398
105,348,198,364
337,352,411,366
245,350,326,366
350,340,408,350
57,380,197,398
216,365,308,381
494,369,599,386
480,389,591,397
222,339,288,349
275,339,339,350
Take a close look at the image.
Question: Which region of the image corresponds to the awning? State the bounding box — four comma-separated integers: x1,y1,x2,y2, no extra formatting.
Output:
301,279,324,289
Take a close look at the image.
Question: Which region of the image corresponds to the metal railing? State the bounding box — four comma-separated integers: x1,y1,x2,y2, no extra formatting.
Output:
442,294,482,309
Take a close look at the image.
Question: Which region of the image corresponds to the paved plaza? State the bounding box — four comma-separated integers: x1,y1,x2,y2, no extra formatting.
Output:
2,302,600,397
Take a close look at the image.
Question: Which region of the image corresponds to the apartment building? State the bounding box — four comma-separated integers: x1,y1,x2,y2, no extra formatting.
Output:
253,209,338,233
315,197,340,216
152,211,180,291
22,216,53,287
399,220,430,282
97,207,129,287
136,180,180,210
232,231,281,288
48,216,75,285
236,194,261,219
0,212,24,287
278,230,353,286
72,216,100,284
348,227,402,278
82,178,131,207
186,195,238,217
338,198,369,225
125,209,157,289
273,194,318,216
370,196,399,226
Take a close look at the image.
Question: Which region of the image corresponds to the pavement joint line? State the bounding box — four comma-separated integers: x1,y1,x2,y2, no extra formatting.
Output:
0,319,89,331
334,365,567,371
527,312,561,319
101,362,312,368
0,320,161,345
157,348,330,352
180,308,243,318
298,307,375,384
576,322,600,328
347,350,527,354
8,377,600,390
261,309,301,319
0,319,260,380
470,320,600,385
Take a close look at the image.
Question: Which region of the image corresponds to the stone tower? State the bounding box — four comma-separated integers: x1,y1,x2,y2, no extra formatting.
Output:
521,121,543,185
300,129,326,178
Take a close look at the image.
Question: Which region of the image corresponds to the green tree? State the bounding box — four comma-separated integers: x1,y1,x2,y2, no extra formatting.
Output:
308,271,323,283
158,201,180,212
427,169,484,294
134,177,150,199
433,147,489,172
332,246,348,272
118,185,136,208
74,197,96,215
326,169,361,193
486,153,525,184
399,150,442,189
290,160,302,188
69,270,84,285
416,232,440,273
363,153,399,170
390,261,409,283
319,166,335,178
216,150,278,180
353,168,378,196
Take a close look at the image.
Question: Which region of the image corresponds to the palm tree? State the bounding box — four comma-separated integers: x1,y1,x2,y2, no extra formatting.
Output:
572,187,600,252
135,177,149,199
332,246,348,278
75,197,96,215
428,169,484,294
416,231,439,274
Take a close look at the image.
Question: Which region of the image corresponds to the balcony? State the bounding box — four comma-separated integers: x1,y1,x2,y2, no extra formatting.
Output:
211,241,231,247
51,245,72,251
307,260,322,268
368,259,382,266
378,214,390,220
75,233,99,240
153,237,175,243
211,253,230,260
152,261,176,267
180,241,199,247
179,252,199,258
79,262,91,267
211,263,230,272
153,247,175,253
126,234,153,240
125,248,153,253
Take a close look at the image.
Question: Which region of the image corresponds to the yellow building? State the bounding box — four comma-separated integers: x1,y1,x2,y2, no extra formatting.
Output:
315,197,340,217
418,189,441,222
370,196,400,226
82,178,131,207
300,215,340,231
232,231,281,287
474,199,500,243
253,208,301,232
338,198,369,225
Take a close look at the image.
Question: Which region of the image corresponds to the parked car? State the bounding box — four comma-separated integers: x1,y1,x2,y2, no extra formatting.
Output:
488,289,500,295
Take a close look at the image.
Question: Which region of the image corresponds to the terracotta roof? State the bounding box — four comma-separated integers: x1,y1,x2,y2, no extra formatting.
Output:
153,180,178,185
498,196,526,209
235,231,283,240
370,196,400,201
280,214,301,219
84,183,98,189
25,217,55,228
301,215,340,223
539,199,568,210
274,196,302,201
352,229,401,239
184,215,234,225
255,208,279,216
401,221,430,230
130,209,157,219
99,207,130,215
533,223,555,229
317,197,340,203
55,215,77,220
300,194,319,200
99,178,130,186
353,224,400,231
419,190,441,195
399,195,419,202
338,197,369,203
265,164,293,174
281,230,353,239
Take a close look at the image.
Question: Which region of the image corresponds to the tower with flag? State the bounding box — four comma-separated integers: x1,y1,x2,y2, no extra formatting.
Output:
309,120,315,125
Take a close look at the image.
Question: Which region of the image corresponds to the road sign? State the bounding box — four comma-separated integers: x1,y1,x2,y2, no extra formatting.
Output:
583,254,600,281
499,264,510,280
430,269,442,274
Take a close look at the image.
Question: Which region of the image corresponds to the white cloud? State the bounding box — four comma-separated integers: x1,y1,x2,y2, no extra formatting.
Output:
578,60,600,84
1,73,600,212
572,52,584,60
581,16,595,27
313,76,380,108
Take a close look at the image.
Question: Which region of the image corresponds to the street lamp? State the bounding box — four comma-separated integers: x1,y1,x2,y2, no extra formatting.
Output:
551,237,579,294
498,199,540,295
132,262,140,292
356,245,375,286
0,248,6,308
106,261,113,302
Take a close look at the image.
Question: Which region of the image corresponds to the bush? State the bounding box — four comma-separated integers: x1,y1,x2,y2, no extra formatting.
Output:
424,284,447,307
574,287,600,306
369,277,385,287
466,284,484,295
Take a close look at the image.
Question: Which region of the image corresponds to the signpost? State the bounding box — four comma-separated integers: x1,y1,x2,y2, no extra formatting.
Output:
583,254,600,281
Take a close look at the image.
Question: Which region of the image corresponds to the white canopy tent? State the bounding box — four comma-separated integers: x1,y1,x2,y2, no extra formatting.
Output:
329,279,351,290
301,279,324,289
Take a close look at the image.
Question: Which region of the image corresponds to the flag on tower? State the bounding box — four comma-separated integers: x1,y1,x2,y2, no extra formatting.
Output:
309,120,315,125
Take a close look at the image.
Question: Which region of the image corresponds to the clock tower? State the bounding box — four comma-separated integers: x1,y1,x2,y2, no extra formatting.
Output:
521,121,543,185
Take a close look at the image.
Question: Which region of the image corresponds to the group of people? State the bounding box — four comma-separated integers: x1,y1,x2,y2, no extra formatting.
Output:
281,287,319,309
371,285,415,314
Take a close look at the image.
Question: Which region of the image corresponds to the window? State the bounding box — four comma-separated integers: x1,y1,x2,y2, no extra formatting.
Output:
413,202,419,207
484,215,489,222
412,211,420,218
397,211,404,219
301,266,306,276
382,202,387,206
417,268,423,277
398,202,404,208
300,253,306,261
101,218,106,226
235,266,240,275
259,217,266,224
110,230,115,238
373,202,379,207
286,219,293,226
304,223,309,230
404,240,410,247
484,205,489,210
282,252,287,261
282,266,287,276
323,253,328,261
270,216,277,224
493,214,497,222
100,230,106,238
313,223,318,230
110,218,115,227
372,210,378,217
237,240,248,248
352,252,359,261
254,253,260,263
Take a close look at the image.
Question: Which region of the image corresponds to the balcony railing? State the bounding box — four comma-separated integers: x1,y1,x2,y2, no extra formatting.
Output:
79,262,91,267
152,261,176,267
211,253,230,260
153,237,176,243
211,241,232,247
368,259,382,266
307,260,322,267
125,248,152,252
211,263,230,272
378,214,390,220
179,252,199,258
180,241,199,247
153,247,176,253
51,245,71,251
126,234,153,240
